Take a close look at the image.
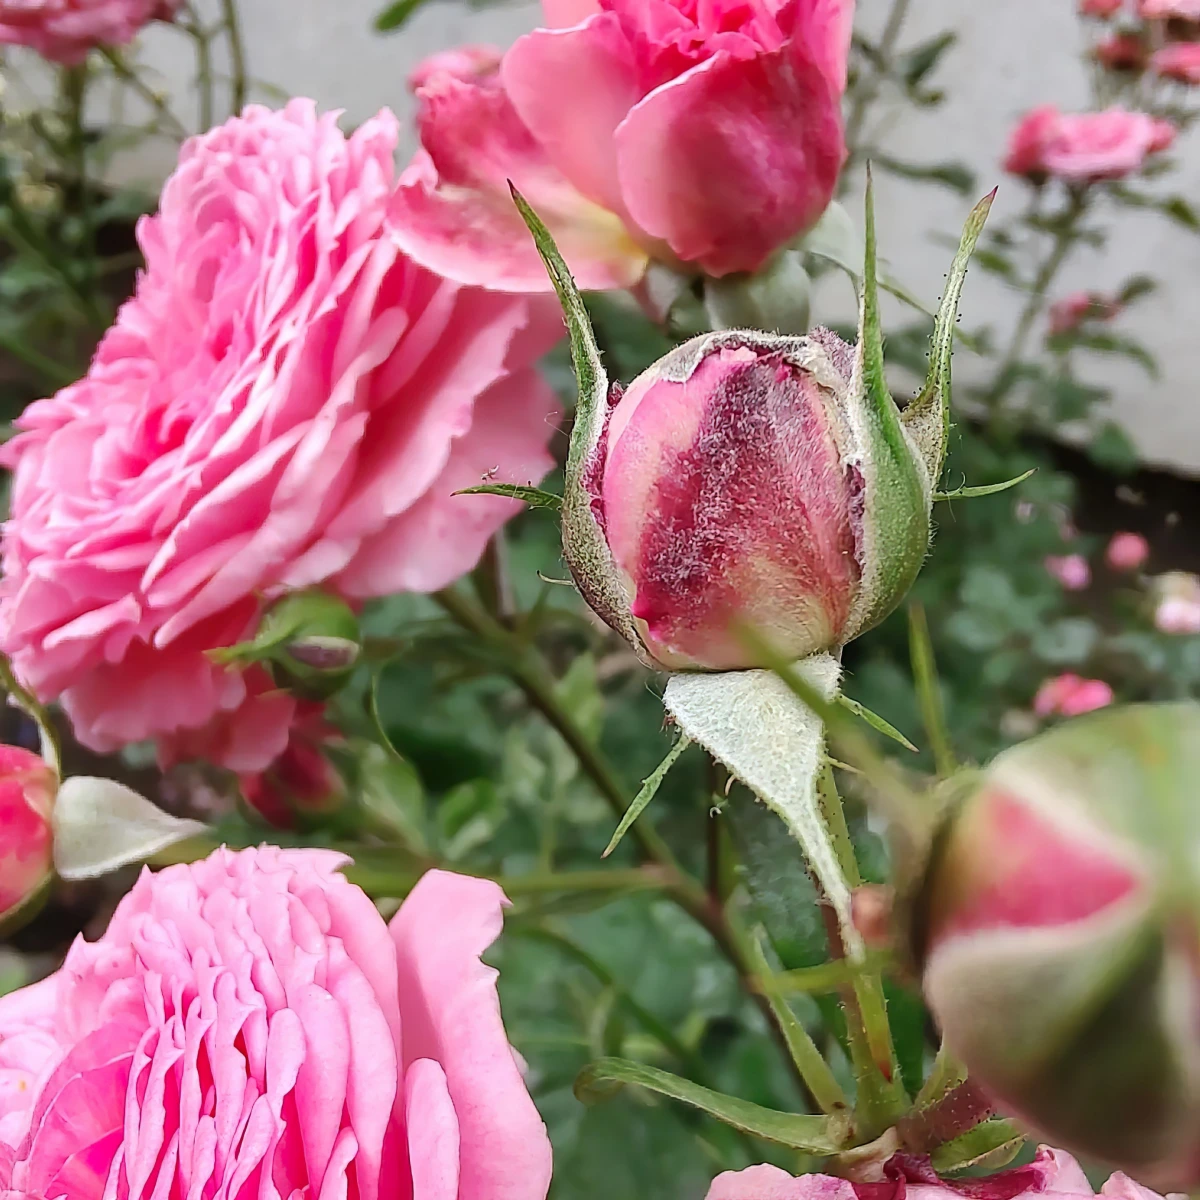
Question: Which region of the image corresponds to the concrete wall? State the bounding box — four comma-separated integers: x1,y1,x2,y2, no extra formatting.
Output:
6,0,1199,472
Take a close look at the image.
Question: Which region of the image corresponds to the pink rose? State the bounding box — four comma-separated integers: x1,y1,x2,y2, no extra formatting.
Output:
1079,0,1126,14
1033,673,1114,718
0,0,177,65
1151,41,1200,82
0,745,55,924
1140,0,1200,15
706,1148,1171,1200
0,847,552,1200
1044,553,1091,590
1105,531,1150,571
1047,291,1121,335
0,100,560,771
390,0,854,291
1153,571,1200,633
408,43,503,91
1005,106,1176,182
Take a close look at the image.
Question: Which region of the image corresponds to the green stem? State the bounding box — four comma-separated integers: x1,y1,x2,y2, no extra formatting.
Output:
744,924,850,1116
907,603,955,778
986,187,1090,412
433,585,817,1093
817,764,906,1138
219,0,248,114
99,48,188,139
844,0,914,160
184,4,215,131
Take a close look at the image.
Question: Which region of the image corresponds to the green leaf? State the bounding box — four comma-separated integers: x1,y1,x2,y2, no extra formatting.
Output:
454,483,562,510
897,30,957,86
836,694,919,753
931,1119,1025,1174
1065,331,1159,379
602,734,692,858
574,1058,845,1152
901,187,996,485
933,468,1036,501
373,0,428,31
874,154,975,196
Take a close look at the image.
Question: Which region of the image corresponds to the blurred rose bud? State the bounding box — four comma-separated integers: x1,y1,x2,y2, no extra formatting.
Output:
911,703,1200,1189
1106,531,1150,572
0,745,56,929
1080,0,1125,14
1093,33,1148,71
1152,571,1200,634
1033,673,1114,718
254,591,362,699
1151,42,1200,83
565,328,934,670
238,709,345,829
1045,553,1091,591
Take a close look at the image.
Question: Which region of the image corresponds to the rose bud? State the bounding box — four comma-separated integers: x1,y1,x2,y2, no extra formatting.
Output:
217,591,362,700
910,702,1200,1190
0,744,56,931
550,184,994,672
238,708,346,829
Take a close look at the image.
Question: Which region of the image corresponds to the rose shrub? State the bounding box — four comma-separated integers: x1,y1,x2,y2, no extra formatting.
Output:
0,847,551,1200
0,100,560,771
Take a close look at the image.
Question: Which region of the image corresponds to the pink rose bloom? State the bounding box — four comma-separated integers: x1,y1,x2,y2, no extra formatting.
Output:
0,847,552,1200
1151,42,1200,82
1047,291,1121,335
707,1147,1172,1200
408,43,503,91
1105,531,1150,571
1045,553,1091,590
1034,673,1115,718
1080,0,1125,13
390,0,854,292
1140,0,1200,15
0,100,560,771
1005,105,1175,181
0,0,177,65
238,706,345,828
0,745,56,923
1153,572,1200,634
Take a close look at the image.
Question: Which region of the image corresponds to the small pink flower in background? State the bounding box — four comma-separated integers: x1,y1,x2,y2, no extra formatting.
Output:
1005,106,1176,182
390,0,854,291
0,0,178,65
706,1146,1168,1200
0,847,552,1200
1140,0,1200,15
1151,42,1200,82
1034,674,1115,718
1080,0,1126,13
1093,33,1147,70
0,746,55,924
1045,553,1092,590
1153,571,1200,633
0,100,560,771
1105,531,1150,571
238,707,345,828
1047,291,1121,335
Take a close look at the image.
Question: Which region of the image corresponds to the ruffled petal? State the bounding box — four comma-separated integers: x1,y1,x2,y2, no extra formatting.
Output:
615,47,843,276
390,75,647,292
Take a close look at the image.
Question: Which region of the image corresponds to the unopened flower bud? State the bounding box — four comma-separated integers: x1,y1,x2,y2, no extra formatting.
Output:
911,703,1200,1189
238,711,345,829
564,329,931,670
256,592,362,699
0,744,56,930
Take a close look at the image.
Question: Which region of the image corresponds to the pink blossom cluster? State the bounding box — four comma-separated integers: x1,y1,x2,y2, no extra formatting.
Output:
0,0,177,64
1006,105,1176,182
1034,673,1115,718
